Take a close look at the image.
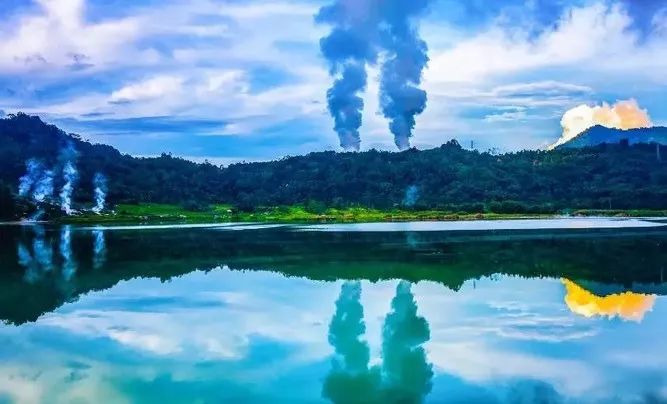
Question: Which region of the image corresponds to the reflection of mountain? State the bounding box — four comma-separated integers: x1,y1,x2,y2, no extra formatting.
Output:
381,281,433,403
323,281,433,404
562,279,656,322
1,225,667,324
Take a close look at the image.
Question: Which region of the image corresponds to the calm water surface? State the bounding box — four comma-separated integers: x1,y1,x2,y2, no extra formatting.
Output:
0,219,666,403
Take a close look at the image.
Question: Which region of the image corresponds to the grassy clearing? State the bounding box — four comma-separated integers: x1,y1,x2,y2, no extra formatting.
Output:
59,204,667,225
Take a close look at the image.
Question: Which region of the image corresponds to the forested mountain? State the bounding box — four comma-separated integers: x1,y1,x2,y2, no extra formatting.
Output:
1,113,667,219
560,125,667,149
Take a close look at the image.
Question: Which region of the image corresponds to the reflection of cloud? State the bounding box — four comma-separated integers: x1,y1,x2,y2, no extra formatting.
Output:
428,341,600,397
562,279,656,322
381,281,433,403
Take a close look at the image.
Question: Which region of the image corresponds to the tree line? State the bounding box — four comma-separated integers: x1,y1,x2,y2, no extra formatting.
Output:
0,113,666,219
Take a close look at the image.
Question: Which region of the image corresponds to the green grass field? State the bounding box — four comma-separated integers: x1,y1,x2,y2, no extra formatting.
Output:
57,203,667,225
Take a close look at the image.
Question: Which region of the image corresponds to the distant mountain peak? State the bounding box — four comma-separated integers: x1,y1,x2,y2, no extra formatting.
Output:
556,125,667,149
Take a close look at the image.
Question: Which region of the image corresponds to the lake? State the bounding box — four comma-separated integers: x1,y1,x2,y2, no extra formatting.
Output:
0,218,666,403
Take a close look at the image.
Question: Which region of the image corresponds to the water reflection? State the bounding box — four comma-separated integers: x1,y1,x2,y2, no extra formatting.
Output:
60,225,76,281
323,281,382,404
382,281,433,403
0,224,666,402
92,228,106,271
324,281,433,404
562,279,656,322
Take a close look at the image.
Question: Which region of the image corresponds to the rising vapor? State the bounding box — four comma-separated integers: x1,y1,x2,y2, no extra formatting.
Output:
18,159,43,197
316,1,380,151
58,143,79,215
316,0,431,151
550,99,653,149
92,173,108,214
379,1,431,150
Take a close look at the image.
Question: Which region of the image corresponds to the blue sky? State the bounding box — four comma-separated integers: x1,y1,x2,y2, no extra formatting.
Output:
0,0,666,162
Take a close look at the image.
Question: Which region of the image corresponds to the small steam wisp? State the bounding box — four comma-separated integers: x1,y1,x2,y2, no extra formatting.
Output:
58,143,79,215
550,99,653,149
92,173,107,214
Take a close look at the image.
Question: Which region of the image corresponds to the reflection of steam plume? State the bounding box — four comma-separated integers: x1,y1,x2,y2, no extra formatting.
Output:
379,1,431,151
92,229,106,270
60,226,76,281
381,281,433,402
18,242,40,283
59,143,79,215
550,99,652,149
32,226,54,272
17,226,54,283
323,281,381,403
92,173,107,214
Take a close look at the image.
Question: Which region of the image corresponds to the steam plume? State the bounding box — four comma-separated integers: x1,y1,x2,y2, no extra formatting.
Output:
32,169,55,203
92,173,108,214
403,185,419,207
381,281,433,402
550,99,652,149
316,1,380,151
379,1,431,150
317,0,431,151
18,159,42,197
58,143,79,215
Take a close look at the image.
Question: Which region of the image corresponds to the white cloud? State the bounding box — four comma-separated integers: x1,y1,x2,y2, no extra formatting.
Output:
110,76,185,104
0,0,152,73
424,3,644,85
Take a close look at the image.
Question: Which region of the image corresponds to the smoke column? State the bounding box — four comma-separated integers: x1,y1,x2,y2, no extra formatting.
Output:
92,173,108,214
323,281,381,403
92,229,106,270
59,143,79,215
550,99,653,149
32,169,54,203
381,281,433,402
403,185,419,207
316,1,381,151
60,226,77,281
18,159,42,197
379,1,431,150
317,0,432,151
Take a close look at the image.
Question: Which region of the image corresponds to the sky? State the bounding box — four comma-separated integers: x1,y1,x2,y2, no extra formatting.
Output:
0,0,666,163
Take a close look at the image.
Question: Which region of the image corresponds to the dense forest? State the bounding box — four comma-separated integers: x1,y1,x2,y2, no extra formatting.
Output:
1,113,666,219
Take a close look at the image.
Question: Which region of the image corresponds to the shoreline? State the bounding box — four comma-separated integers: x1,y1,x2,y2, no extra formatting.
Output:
3,204,667,227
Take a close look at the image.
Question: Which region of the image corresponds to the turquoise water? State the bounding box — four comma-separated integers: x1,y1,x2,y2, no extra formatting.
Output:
0,221,666,403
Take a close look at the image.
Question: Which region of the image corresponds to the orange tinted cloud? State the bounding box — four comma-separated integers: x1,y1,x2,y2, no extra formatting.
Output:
562,279,656,322
550,99,652,149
